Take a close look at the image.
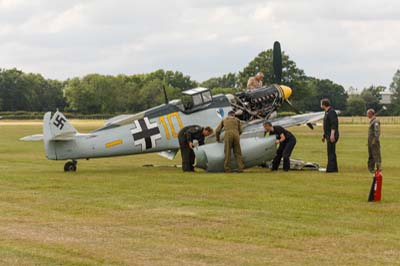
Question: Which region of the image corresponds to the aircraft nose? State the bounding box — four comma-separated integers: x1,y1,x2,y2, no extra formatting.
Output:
280,85,292,100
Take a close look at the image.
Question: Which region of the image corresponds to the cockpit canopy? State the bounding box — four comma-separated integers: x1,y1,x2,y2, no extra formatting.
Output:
180,87,213,112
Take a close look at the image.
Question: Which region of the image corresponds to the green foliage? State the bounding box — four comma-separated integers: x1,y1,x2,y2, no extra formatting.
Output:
1,58,398,116
343,96,366,116
238,49,306,88
310,78,348,111
291,77,348,112
210,87,239,95
0,68,65,112
390,69,400,115
201,73,237,89
358,85,385,112
63,70,193,114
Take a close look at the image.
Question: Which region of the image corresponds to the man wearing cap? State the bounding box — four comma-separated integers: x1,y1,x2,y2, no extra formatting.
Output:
247,72,264,90
178,126,213,172
215,111,244,172
367,109,382,173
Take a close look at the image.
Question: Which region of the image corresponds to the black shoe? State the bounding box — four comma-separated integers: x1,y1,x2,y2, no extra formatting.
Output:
326,170,338,173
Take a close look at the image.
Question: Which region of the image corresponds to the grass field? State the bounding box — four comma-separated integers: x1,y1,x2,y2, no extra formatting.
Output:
0,120,399,266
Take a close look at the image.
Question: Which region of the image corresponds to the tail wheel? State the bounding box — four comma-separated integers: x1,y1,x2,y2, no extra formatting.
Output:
64,161,77,172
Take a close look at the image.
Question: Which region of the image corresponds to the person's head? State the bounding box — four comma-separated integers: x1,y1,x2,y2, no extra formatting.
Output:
255,72,264,81
367,108,375,119
228,110,236,117
263,121,273,132
203,126,213,136
320,98,331,110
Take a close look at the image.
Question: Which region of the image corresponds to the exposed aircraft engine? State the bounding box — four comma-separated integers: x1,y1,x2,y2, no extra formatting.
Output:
234,84,291,120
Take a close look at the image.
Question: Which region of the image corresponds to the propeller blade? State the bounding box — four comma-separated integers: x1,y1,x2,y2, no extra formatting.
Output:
162,84,169,105
273,41,282,84
284,99,301,114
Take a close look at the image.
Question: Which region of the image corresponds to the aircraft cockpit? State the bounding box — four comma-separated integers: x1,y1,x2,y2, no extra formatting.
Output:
179,87,213,113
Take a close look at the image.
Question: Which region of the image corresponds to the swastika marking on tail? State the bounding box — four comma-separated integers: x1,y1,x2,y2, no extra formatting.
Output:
53,115,66,130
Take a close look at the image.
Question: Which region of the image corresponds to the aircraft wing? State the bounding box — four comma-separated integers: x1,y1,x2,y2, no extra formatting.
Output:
104,112,145,127
20,132,97,141
241,111,326,137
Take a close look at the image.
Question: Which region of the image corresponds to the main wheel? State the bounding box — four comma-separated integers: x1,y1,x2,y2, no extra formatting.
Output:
64,161,77,172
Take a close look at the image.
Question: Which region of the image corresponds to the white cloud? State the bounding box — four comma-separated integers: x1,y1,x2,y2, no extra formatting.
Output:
0,0,399,89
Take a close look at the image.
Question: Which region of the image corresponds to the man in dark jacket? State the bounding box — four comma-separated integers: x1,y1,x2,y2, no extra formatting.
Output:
178,126,213,172
321,98,339,173
263,122,297,171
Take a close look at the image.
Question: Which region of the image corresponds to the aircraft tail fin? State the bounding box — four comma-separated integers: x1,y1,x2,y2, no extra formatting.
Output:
44,111,78,141
42,111,79,160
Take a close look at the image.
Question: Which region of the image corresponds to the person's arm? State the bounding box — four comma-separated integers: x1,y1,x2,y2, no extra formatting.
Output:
186,128,194,149
186,126,199,149
215,121,224,142
276,133,286,144
372,121,380,144
238,120,243,135
375,122,380,139
329,110,338,143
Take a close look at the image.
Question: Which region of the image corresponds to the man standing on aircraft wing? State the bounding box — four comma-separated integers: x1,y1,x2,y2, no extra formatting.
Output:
321,98,339,173
178,126,213,172
367,109,382,173
215,111,244,172
263,122,297,171
247,72,264,90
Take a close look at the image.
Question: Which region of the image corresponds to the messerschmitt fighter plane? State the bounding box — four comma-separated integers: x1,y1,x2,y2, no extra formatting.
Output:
22,42,326,172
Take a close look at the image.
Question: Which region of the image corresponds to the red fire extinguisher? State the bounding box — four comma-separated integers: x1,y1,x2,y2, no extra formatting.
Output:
368,170,382,202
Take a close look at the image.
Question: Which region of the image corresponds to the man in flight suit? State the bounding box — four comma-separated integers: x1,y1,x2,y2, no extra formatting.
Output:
178,126,213,172
215,111,244,172
367,109,382,173
263,122,297,171
321,98,339,173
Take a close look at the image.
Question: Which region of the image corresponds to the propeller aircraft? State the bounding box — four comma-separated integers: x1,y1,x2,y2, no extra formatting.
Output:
21,42,326,172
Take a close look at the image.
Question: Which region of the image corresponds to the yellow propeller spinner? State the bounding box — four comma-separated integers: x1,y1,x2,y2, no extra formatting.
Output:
279,85,292,100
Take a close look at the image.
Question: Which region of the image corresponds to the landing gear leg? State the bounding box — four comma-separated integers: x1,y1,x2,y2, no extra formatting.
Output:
64,160,77,172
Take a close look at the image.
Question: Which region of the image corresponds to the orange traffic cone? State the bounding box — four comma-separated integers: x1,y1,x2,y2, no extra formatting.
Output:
368,170,382,202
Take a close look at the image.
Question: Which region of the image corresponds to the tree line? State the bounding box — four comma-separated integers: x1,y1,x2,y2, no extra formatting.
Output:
1,50,399,116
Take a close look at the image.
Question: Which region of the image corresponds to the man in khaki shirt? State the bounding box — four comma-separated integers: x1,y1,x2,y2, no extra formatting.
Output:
247,72,264,90
215,111,244,172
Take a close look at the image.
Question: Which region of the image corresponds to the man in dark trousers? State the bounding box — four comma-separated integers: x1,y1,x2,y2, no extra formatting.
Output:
321,98,339,173
215,111,244,172
178,126,213,172
263,122,297,171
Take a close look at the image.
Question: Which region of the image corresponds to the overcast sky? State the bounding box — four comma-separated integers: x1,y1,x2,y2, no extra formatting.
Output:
0,0,399,89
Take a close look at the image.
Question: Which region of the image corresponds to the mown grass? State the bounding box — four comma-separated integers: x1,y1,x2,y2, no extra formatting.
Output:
0,121,399,266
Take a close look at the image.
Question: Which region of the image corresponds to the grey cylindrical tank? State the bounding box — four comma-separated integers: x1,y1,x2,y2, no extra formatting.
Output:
194,136,277,172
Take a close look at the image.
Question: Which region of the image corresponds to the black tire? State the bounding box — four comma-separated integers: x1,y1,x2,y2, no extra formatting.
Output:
64,161,77,172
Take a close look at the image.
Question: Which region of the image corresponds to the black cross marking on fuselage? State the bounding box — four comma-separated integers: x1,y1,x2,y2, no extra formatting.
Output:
53,115,66,130
132,119,160,150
